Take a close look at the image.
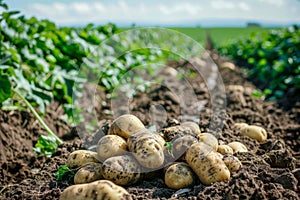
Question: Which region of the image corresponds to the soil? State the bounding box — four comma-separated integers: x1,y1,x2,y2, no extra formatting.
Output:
0,52,299,200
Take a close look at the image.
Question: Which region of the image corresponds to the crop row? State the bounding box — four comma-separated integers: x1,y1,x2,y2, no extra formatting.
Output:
218,25,300,100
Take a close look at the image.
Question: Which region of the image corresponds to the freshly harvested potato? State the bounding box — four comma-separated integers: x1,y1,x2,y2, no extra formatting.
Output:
223,155,242,172
67,150,99,168
128,129,166,147
228,142,248,153
108,114,145,139
227,85,245,93
128,130,165,169
180,121,201,136
233,122,248,130
74,163,103,184
199,133,218,151
60,180,132,200
102,155,141,186
186,142,230,185
161,66,178,77
240,125,267,142
164,162,196,189
171,135,198,161
220,62,235,70
217,145,234,155
97,135,127,160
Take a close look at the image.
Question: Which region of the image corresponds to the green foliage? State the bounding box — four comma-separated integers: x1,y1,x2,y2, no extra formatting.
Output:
0,5,201,156
164,142,174,157
56,165,76,182
219,26,300,100
121,27,278,46
0,7,190,122
0,8,117,120
0,0,8,10
34,135,59,157
0,74,12,103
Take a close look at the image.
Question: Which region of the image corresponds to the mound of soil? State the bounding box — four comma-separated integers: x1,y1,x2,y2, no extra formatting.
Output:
0,53,299,199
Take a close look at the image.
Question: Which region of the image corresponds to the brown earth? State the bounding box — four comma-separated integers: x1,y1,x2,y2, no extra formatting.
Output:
0,53,299,199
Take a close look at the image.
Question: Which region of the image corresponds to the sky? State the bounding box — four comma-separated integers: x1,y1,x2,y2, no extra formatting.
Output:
3,0,300,27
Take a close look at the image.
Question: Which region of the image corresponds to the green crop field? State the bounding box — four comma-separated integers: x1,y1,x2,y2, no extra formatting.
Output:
119,27,281,46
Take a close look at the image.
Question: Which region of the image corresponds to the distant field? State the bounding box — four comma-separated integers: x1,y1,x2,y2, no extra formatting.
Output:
119,27,281,46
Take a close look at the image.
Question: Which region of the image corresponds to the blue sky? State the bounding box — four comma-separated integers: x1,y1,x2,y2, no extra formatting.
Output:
4,0,300,26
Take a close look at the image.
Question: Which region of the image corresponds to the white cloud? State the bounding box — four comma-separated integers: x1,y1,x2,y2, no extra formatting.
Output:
239,2,251,11
259,0,284,7
71,2,91,14
93,2,105,12
211,0,250,11
159,3,202,15
29,1,204,25
211,0,235,10
52,2,67,12
23,0,300,26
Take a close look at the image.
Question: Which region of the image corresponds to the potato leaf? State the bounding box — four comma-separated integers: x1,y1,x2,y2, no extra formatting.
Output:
34,135,59,157
0,75,12,103
56,165,76,182
164,142,174,157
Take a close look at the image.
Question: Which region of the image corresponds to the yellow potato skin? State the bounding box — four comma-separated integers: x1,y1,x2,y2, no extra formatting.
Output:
171,135,198,161
227,85,245,93
186,142,230,185
128,130,165,169
199,133,218,151
217,145,234,155
74,163,103,184
228,142,248,153
223,155,242,172
180,121,201,136
102,155,141,186
97,135,127,160
108,114,145,139
164,162,196,189
60,180,132,200
67,150,99,168
233,122,248,130
240,125,267,142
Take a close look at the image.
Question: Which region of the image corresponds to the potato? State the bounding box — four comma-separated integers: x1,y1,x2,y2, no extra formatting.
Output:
108,114,145,139
186,142,230,185
199,133,218,151
217,145,234,155
180,121,201,136
220,62,235,70
67,150,99,168
223,155,242,172
171,135,198,161
74,163,103,184
233,122,248,130
228,142,248,153
161,66,178,77
102,155,141,186
240,125,267,142
227,85,245,93
59,180,132,200
97,135,127,160
164,162,196,189
128,130,165,169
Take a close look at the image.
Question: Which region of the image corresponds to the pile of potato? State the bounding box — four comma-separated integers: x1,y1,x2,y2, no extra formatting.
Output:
60,114,268,199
